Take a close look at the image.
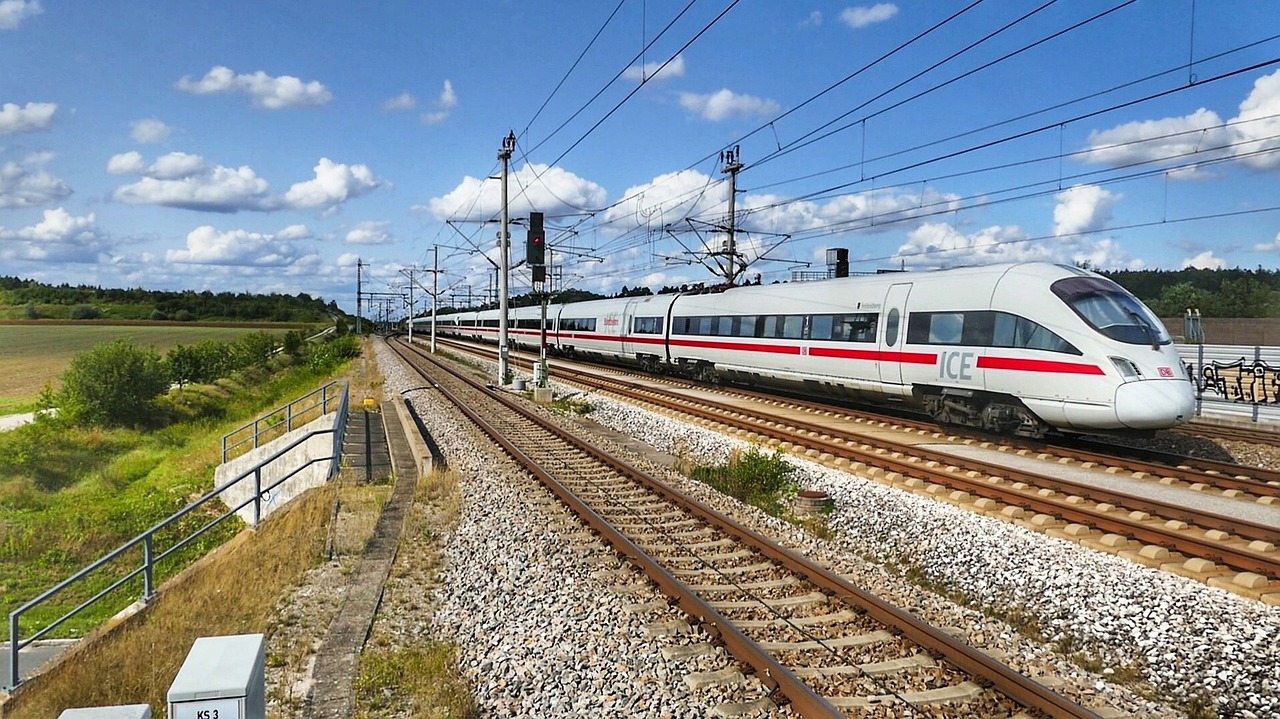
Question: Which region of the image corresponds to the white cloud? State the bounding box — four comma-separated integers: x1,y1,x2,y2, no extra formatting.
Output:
623,54,687,83
428,163,607,222
1254,231,1280,253
1053,184,1120,237
282,158,382,211
1182,250,1226,270
420,80,458,125
107,151,146,175
438,80,458,109
0,101,56,135
344,221,394,245
679,89,780,121
381,92,416,112
893,221,1136,270
840,3,898,29
175,66,333,109
276,224,312,240
800,11,823,27
0,0,41,29
1230,68,1280,170
1082,68,1280,174
130,118,172,144
166,225,302,265
0,208,106,262
113,164,273,212
0,152,71,207
149,152,207,180
603,169,725,230
111,154,381,213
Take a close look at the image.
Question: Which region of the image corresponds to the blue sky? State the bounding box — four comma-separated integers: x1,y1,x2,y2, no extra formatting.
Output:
3,1,1280,314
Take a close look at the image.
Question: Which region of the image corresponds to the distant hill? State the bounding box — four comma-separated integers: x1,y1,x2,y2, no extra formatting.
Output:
0,276,348,324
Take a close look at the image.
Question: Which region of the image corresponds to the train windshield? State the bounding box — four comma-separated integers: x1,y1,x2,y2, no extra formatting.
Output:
1051,277,1171,347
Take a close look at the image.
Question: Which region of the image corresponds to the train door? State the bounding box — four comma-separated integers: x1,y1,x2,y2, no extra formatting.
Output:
877,283,912,389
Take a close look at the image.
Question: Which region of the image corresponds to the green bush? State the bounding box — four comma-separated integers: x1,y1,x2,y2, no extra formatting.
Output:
690,445,798,516
69,304,101,320
150,309,168,321
59,339,169,427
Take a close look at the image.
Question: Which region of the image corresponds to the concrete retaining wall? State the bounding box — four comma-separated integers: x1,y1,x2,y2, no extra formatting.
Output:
214,414,336,525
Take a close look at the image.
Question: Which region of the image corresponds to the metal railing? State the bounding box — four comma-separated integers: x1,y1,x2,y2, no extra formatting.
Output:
221,380,346,462
7,382,349,690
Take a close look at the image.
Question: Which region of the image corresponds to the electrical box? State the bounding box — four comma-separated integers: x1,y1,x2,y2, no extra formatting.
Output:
167,634,265,719
58,706,151,719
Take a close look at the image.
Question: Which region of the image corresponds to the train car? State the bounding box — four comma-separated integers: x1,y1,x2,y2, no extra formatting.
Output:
421,262,1195,436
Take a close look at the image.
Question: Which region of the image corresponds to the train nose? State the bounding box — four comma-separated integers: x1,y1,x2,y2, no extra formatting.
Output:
1114,379,1196,429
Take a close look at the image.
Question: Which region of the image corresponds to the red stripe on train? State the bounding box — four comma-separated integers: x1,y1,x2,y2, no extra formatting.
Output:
977,356,1105,375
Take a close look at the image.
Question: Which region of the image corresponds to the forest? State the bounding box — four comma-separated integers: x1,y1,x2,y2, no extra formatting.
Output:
0,276,344,323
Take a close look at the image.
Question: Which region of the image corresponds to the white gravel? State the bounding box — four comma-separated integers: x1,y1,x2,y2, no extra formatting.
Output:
379,341,1280,718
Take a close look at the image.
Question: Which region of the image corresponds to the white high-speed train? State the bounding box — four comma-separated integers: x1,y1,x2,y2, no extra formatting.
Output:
419,262,1196,437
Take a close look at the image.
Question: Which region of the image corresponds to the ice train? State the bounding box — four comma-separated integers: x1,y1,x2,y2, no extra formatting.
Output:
418,262,1196,437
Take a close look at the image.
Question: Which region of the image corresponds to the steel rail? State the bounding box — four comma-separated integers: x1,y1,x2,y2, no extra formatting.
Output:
394,338,1103,718
545,366,1280,579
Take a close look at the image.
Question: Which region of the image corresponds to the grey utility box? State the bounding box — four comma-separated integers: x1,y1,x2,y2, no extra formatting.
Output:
167,634,265,719
58,706,151,719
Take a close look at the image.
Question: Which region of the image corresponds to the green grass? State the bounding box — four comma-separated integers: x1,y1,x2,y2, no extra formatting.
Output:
0,355,355,635
355,643,477,718
0,324,273,408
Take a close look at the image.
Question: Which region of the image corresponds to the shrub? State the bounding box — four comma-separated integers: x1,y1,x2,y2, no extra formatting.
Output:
690,446,798,516
69,304,101,320
59,338,169,427
24,302,39,320
150,309,168,321
173,309,195,322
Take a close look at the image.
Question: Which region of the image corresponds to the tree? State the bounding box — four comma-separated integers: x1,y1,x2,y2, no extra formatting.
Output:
59,339,169,427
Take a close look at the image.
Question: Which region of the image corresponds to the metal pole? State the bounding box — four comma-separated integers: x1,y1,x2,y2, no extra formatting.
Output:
431,245,439,353
498,131,515,385
721,146,743,285
9,611,19,690
407,267,415,344
143,535,155,600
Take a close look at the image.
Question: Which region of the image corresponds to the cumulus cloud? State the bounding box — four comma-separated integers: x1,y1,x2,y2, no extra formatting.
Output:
0,101,56,135
1053,184,1120,237
421,80,458,125
623,54,687,83
282,158,382,211
0,152,71,207
1081,68,1280,174
166,224,306,265
679,89,780,121
893,221,1136,270
0,0,41,29
114,166,271,212
840,3,898,29
130,118,172,144
381,92,416,112
800,11,823,27
111,153,381,213
176,66,333,109
1182,250,1226,270
276,224,312,240
344,221,394,245
428,163,607,222
0,207,107,262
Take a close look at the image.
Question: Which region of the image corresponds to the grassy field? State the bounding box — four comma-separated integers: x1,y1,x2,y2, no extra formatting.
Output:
0,324,275,413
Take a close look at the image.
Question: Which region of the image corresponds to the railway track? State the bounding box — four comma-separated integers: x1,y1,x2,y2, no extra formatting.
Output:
388,337,1105,718
426,337,1280,595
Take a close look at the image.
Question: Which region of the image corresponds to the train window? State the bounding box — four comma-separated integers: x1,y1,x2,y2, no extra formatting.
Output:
759,316,780,338
835,313,877,342
736,316,756,337
885,309,900,346
781,315,804,339
1052,277,1171,346
715,316,734,336
633,316,663,334
810,314,834,340
992,313,1081,354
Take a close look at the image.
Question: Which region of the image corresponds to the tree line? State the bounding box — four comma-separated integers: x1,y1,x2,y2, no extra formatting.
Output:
1,276,344,323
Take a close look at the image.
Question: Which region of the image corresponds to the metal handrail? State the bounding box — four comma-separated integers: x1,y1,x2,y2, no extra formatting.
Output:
8,382,349,690
221,380,346,462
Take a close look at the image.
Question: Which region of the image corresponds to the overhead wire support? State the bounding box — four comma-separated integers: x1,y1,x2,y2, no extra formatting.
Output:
498,131,516,386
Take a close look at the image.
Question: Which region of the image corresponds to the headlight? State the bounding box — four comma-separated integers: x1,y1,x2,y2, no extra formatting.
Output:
1110,356,1142,379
